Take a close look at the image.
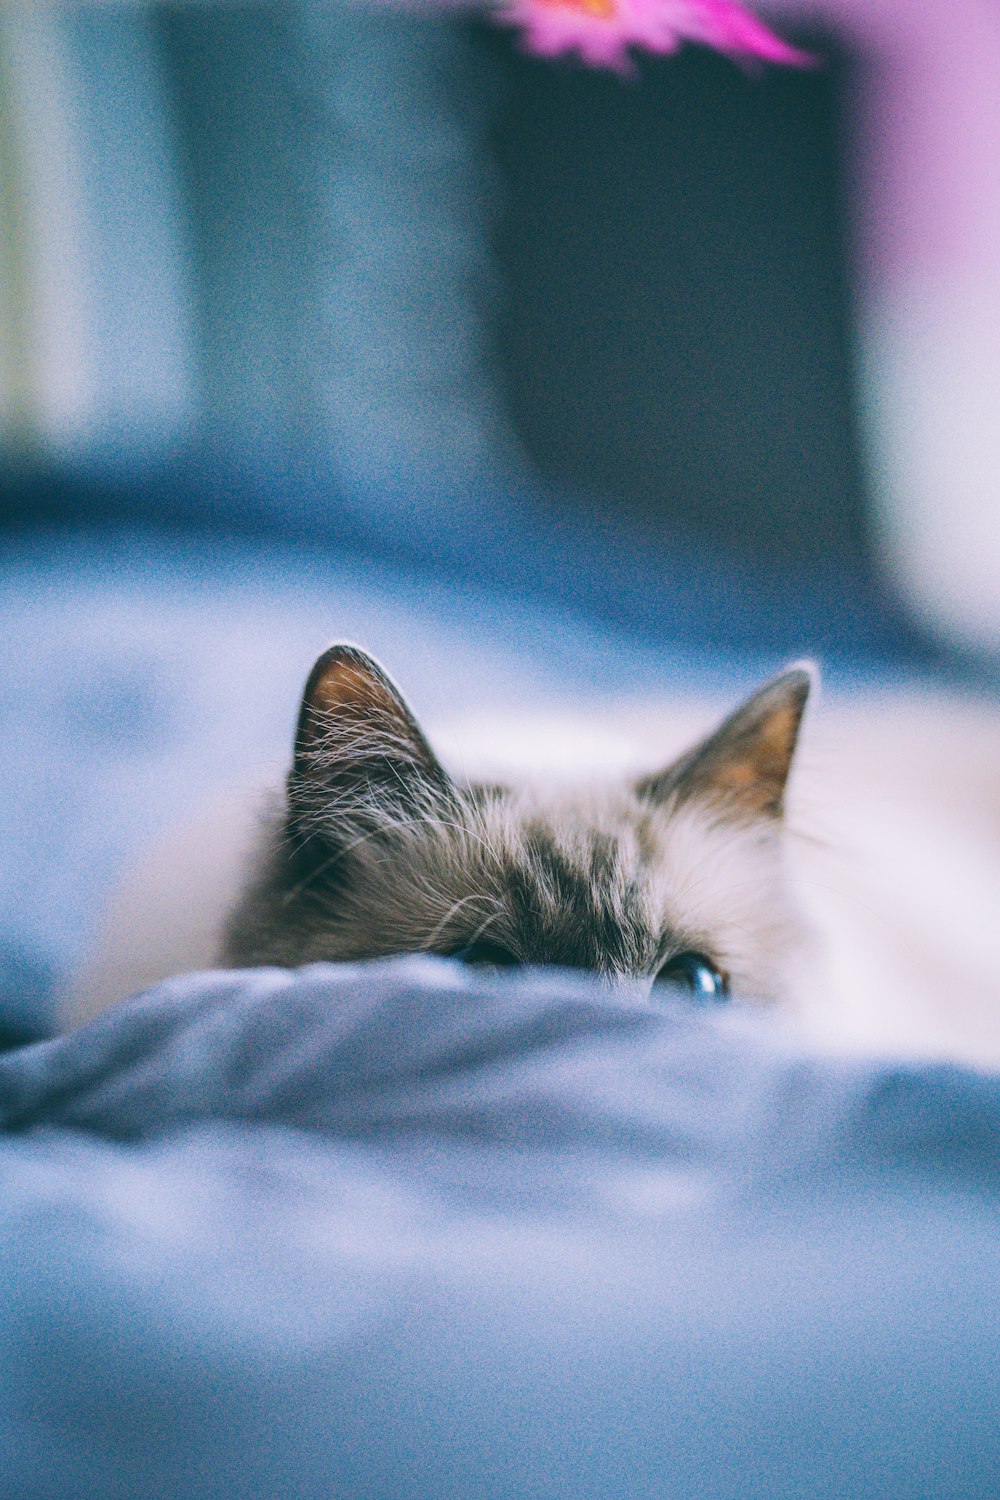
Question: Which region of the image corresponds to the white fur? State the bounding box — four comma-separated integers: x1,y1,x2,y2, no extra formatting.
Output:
645,801,802,1006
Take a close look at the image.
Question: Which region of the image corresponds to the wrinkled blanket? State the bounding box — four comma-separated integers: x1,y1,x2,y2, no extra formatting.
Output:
1,958,998,1500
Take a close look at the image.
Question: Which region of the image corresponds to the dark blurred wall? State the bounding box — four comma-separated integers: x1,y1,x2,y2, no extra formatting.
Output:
484,29,870,569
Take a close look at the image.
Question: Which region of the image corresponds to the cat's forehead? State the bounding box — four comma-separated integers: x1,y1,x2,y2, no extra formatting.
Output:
490,777,643,831
466,783,655,972
483,781,649,875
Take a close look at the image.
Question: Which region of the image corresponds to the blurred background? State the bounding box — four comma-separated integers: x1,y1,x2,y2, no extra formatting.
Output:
1,0,999,1037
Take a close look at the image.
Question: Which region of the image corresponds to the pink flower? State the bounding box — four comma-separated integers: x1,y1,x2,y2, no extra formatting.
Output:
492,0,813,75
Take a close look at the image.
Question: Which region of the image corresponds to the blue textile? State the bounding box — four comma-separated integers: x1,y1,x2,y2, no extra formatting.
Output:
0,957,997,1500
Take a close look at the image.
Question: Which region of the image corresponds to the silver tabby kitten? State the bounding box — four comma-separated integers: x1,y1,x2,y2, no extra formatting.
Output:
222,644,813,1005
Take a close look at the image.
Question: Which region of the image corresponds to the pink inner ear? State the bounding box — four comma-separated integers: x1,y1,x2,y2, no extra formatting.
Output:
741,701,803,788
311,660,397,720
302,656,422,758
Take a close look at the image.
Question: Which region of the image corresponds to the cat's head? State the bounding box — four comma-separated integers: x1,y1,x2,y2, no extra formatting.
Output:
225,644,815,1005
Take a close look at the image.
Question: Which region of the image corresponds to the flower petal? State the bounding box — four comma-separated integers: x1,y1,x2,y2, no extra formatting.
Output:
491,0,812,74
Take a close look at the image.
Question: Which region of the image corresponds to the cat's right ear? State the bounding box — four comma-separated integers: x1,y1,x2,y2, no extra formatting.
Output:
288,644,452,837
636,663,815,823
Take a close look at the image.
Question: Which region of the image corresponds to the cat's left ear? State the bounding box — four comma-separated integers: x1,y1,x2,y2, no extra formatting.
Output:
289,643,452,827
636,663,815,822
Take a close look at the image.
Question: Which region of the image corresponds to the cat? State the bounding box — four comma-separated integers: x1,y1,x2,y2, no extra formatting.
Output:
68,641,1000,1069
69,642,815,1025
222,643,815,1004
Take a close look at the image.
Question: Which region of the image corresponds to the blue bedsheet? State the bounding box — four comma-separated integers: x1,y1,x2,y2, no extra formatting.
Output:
1,957,997,1500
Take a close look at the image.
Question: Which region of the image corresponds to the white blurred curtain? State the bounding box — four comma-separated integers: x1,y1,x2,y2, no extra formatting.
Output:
765,0,1000,656
0,2,195,456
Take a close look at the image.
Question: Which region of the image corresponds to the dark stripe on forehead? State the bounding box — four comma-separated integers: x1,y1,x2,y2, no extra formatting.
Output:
525,833,590,910
507,827,651,973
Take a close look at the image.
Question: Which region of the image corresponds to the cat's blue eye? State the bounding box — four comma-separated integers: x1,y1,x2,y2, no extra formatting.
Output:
455,940,520,972
654,951,729,1004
